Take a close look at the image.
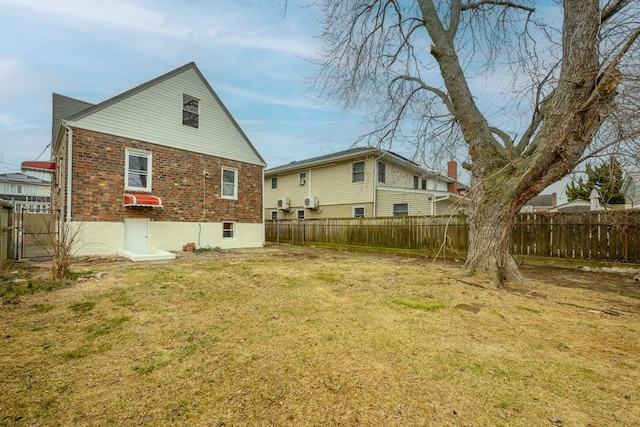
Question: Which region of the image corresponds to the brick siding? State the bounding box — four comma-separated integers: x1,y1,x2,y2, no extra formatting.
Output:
54,128,263,223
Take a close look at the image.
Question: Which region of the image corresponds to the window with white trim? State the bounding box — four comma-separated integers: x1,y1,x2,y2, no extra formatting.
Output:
297,209,305,219
413,175,419,189
353,206,365,218
222,222,235,238
221,167,238,199
125,149,152,191
352,161,365,183
299,172,307,185
393,203,409,216
378,162,386,183
183,94,199,128
271,177,277,189
270,210,278,220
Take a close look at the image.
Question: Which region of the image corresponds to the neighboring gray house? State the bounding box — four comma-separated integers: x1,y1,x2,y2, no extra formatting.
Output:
0,173,51,213
521,193,557,213
622,172,640,209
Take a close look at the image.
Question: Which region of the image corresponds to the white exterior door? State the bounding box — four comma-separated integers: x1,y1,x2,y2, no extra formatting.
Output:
124,218,149,255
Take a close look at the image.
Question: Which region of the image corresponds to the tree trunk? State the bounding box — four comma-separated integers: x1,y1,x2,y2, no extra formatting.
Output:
464,170,525,286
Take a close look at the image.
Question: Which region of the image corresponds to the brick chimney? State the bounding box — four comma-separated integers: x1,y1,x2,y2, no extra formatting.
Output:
447,160,458,194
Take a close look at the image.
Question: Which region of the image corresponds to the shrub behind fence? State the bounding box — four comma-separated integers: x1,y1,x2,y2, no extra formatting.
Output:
266,210,640,263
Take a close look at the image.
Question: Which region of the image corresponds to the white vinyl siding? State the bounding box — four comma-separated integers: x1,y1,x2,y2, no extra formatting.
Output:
433,199,462,216
376,188,434,217
68,67,263,166
312,160,374,205
263,160,375,211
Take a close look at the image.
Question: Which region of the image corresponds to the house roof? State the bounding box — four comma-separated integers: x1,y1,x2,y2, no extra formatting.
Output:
0,173,51,185
265,147,453,182
549,199,591,212
55,62,265,165
52,93,94,144
525,193,555,208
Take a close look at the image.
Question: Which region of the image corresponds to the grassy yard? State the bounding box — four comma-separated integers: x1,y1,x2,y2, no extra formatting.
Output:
1,246,639,426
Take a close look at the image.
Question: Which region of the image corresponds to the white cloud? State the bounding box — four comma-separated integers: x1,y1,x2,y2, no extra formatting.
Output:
0,57,21,81
0,112,22,127
0,0,185,36
216,82,329,111
0,0,319,58
206,31,317,57
0,57,53,103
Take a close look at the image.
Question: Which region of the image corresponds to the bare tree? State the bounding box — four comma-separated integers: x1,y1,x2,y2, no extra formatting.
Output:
312,0,640,285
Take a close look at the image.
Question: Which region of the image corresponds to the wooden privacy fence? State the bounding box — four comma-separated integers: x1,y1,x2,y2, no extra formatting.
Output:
512,210,640,262
266,210,640,263
266,216,469,254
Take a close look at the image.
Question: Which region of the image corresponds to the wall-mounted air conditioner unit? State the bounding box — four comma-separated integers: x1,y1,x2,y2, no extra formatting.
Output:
277,197,290,210
304,196,319,209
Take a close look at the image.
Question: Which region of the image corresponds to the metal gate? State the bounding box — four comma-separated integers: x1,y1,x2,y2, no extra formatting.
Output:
15,209,59,260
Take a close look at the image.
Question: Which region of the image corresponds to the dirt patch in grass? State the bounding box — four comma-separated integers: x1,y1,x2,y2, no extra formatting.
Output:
1,246,639,426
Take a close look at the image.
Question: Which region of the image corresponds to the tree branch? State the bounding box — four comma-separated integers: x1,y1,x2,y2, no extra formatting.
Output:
460,0,535,13
578,27,640,112
448,0,463,38
601,0,633,24
490,127,514,151
391,75,455,114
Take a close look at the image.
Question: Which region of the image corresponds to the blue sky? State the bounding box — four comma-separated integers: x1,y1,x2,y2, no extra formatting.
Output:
0,0,372,175
0,0,572,200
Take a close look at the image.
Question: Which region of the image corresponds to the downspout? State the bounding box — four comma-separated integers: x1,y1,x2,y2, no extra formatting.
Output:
373,153,384,217
61,121,73,225
431,194,450,216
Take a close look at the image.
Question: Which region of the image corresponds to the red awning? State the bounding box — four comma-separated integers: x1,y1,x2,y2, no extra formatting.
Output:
21,161,56,173
123,194,164,208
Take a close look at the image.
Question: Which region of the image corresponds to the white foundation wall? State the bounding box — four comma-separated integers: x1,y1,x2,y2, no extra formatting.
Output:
72,222,125,256
150,222,264,251
71,221,264,256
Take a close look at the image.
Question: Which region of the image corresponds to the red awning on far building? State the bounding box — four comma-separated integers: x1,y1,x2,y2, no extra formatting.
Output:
21,161,56,173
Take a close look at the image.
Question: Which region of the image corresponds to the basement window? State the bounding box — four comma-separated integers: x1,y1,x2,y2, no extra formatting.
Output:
222,222,235,239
